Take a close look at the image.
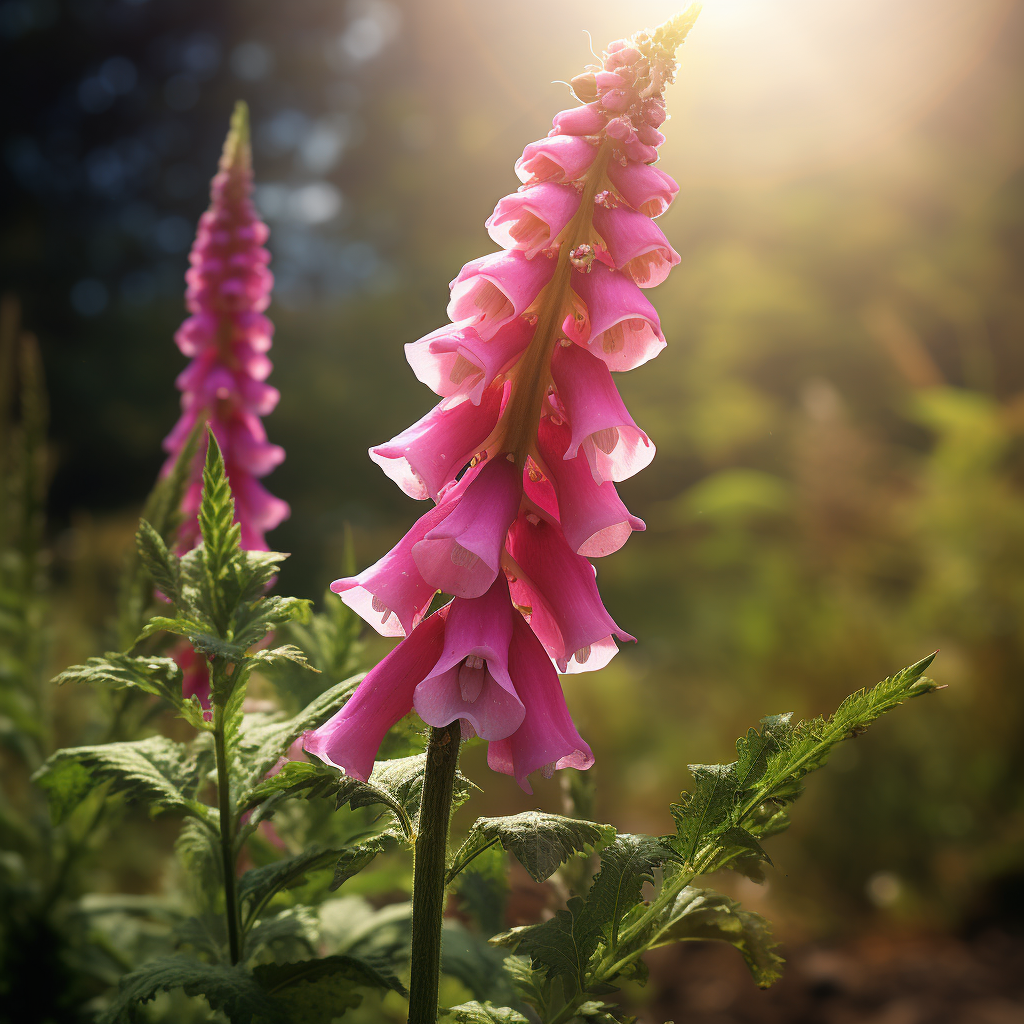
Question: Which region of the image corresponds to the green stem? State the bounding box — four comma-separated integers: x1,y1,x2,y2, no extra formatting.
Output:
408,721,462,1024
213,702,242,966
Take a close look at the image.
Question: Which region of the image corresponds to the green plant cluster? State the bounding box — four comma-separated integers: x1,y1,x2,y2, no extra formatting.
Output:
2,423,937,1022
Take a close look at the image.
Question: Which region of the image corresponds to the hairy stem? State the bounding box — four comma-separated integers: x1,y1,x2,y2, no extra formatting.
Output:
213,700,242,966
408,721,462,1024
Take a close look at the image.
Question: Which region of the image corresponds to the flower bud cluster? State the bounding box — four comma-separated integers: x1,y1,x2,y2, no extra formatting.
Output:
162,103,289,554
307,19,696,792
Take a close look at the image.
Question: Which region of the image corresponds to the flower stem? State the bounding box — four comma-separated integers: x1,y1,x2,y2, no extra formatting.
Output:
213,700,242,966
408,720,462,1024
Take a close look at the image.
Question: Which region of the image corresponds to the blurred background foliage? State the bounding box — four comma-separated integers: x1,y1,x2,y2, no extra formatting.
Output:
3,0,1024,985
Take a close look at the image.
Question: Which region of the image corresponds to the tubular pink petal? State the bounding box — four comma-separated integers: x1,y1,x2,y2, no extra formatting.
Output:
592,205,680,288
485,184,581,259
506,513,633,670
550,343,655,483
413,457,522,598
569,262,666,371
448,251,556,339
514,135,600,185
404,319,533,405
606,159,678,219
331,500,454,637
485,612,594,793
537,417,645,557
550,102,607,136
559,635,619,675
369,384,505,501
303,612,447,781
414,576,525,740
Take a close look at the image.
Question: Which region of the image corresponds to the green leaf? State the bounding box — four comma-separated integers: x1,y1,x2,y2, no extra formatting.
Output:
254,954,405,1021
441,921,517,1006
439,1001,529,1023
100,957,285,1024
492,896,596,992
239,847,340,929
668,655,940,872
330,832,400,891
53,652,185,705
198,429,240,588
34,735,211,825
582,834,675,947
135,518,181,605
450,811,613,884
647,884,784,988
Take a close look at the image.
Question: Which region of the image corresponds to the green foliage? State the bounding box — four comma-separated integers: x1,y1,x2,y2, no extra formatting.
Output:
34,736,213,826
489,659,937,1020
452,843,509,938
667,654,938,876
644,883,784,987
439,1001,529,1023
253,955,405,1020
448,812,614,885
100,958,286,1024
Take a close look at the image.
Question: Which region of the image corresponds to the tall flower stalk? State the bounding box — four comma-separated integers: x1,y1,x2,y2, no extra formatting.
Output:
305,10,699,1021
163,102,289,705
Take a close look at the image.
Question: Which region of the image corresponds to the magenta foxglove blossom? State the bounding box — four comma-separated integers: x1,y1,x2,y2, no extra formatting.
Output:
162,102,289,553
163,104,288,706
307,18,696,792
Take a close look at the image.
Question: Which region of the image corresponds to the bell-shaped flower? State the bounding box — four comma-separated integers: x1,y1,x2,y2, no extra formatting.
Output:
550,342,655,484
486,611,594,794
593,205,680,288
514,134,600,185
413,457,522,598
303,611,448,782
568,262,666,372
550,102,607,136
413,576,525,740
506,512,633,673
448,250,556,340
331,499,455,637
485,183,581,259
369,383,505,501
404,319,532,406
606,161,678,219
535,416,644,557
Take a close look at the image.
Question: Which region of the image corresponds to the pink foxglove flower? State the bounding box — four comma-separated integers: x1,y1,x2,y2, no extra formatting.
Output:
162,101,289,553
307,15,698,792
163,103,288,706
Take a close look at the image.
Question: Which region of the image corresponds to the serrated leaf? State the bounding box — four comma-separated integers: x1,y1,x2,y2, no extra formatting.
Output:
246,905,319,960
239,847,340,929
439,1001,529,1023
99,957,285,1024
450,812,613,885
647,885,784,988
53,652,184,704
670,763,737,867
198,430,240,588
135,518,181,605
733,713,793,792
254,954,405,1022
491,896,596,992
34,735,211,825
330,832,400,891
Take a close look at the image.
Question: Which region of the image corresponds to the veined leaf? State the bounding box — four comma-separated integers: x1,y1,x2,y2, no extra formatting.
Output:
53,652,184,704
99,957,285,1024
253,954,405,1022
198,430,240,588
330,831,401,891
491,895,597,993
439,1003,529,1024
449,811,613,884
34,735,212,825
453,843,509,937
238,847,340,929
647,884,784,988
581,834,675,947
135,518,182,605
